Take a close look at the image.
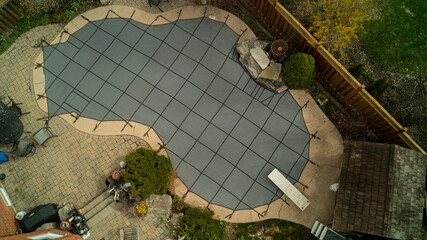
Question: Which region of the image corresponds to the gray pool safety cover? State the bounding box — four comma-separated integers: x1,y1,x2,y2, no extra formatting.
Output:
41,15,311,212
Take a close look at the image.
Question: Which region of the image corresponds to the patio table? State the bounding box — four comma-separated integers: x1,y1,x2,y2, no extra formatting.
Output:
0,100,24,144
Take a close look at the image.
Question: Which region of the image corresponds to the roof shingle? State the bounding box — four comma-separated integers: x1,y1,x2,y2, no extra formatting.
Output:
333,141,426,240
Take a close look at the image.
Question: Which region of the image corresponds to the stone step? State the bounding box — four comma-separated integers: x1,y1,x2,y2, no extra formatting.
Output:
81,190,110,215
86,201,116,229
83,193,114,220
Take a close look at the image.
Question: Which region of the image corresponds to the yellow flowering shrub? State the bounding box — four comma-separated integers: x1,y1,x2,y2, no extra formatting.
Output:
306,0,372,54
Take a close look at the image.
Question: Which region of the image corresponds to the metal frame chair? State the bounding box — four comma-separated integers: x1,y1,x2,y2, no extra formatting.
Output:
6,140,36,157
32,126,57,146
148,0,168,12
7,96,30,118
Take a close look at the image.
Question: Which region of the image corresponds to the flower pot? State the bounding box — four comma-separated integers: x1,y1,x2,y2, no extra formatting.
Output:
131,202,147,218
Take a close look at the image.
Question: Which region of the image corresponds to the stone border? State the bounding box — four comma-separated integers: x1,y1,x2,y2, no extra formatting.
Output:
32,5,343,227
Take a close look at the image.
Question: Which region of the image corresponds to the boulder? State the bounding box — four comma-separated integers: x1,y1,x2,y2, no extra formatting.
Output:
236,40,251,57
58,203,73,221
236,39,270,79
247,56,262,78
147,194,172,222
100,0,110,5
260,62,282,82
168,213,184,229
257,78,277,91
253,40,269,50
250,47,269,70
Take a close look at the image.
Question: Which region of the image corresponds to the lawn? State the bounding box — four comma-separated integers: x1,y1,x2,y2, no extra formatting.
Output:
361,0,427,75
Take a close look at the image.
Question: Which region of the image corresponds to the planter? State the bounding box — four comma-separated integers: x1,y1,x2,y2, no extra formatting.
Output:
270,39,288,60
131,202,147,218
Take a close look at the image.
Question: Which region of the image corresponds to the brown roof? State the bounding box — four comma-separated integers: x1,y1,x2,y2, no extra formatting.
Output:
333,141,426,240
0,185,20,238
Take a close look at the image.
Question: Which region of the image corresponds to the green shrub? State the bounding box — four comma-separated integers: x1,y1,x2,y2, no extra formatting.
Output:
348,63,365,79
282,53,316,89
366,77,390,99
177,208,225,240
1,0,87,55
121,148,172,200
18,0,63,14
18,0,86,15
0,10,46,54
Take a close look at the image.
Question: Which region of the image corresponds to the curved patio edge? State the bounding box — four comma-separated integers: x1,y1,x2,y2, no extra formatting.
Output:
32,5,343,227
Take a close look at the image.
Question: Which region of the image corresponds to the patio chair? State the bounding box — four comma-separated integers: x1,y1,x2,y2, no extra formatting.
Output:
148,0,168,12
7,96,30,118
148,0,160,6
6,140,36,157
32,126,57,146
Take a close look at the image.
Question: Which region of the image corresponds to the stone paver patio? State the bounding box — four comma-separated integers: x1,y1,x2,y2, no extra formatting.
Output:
0,1,343,239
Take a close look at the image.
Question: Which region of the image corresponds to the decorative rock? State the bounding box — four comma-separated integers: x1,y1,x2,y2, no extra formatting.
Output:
58,203,73,221
147,194,172,222
236,41,251,57
257,78,277,90
253,40,269,50
100,0,111,5
247,56,262,78
260,62,282,82
236,39,269,78
169,213,184,229
250,47,269,70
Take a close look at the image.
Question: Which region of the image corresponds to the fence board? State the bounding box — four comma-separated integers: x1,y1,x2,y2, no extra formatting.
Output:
0,0,20,35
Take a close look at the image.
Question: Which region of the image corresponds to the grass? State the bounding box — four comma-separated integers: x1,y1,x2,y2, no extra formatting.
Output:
361,0,427,75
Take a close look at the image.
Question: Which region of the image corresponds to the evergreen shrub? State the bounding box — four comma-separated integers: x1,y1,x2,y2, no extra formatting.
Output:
177,208,225,240
282,53,316,89
366,77,390,99
121,148,172,200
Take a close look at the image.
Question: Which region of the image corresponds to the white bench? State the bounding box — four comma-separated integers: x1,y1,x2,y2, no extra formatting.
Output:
268,168,310,211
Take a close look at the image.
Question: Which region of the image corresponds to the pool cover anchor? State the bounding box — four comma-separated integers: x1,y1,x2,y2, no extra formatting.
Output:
310,130,320,140
157,142,168,153
120,121,133,132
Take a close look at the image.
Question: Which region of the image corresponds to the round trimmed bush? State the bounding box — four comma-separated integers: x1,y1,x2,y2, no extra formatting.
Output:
282,53,316,89
121,148,172,200
177,208,225,240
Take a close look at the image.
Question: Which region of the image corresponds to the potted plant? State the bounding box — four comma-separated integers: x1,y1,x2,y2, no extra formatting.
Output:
132,202,147,218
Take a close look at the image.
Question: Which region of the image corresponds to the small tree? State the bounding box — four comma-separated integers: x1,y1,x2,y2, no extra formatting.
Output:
306,0,372,54
121,148,172,200
177,208,225,240
282,53,316,89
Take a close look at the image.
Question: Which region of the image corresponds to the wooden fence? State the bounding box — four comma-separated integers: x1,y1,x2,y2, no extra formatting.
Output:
242,0,426,154
0,0,20,35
